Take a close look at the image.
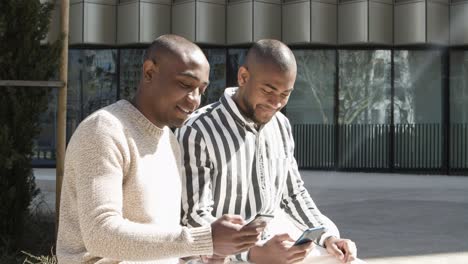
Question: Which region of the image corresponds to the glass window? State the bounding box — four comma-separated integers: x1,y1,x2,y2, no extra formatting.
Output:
339,50,391,125
120,49,145,101
450,50,468,169
201,49,226,106
68,49,118,140
287,50,336,169
288,50,335,125
227,49,247,87
394,50,443,169
338,50,391,169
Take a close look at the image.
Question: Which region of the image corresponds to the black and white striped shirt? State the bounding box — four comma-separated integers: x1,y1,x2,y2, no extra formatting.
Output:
176,88,333,259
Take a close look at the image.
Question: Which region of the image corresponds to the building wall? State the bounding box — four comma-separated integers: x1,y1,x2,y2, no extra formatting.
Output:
34,1,468,174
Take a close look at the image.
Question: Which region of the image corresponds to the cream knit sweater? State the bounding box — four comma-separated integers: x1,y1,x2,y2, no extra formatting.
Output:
57,100,213,264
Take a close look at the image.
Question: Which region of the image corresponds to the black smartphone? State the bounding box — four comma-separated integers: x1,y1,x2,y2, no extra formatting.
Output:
294,226,326,246
245,213,274,228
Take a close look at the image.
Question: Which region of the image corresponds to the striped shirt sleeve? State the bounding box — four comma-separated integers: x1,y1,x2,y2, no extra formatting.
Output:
176,125,217,227
280,120,338,246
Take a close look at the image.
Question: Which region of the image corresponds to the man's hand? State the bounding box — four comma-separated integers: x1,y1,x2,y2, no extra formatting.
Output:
211,214,264,256
324,236,357,263
249,233,314,264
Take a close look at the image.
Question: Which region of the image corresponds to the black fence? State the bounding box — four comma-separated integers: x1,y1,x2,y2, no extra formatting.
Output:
451,123,468,170
292,123,468,174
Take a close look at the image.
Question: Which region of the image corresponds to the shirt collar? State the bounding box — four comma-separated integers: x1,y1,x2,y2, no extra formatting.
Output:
221,87,261,132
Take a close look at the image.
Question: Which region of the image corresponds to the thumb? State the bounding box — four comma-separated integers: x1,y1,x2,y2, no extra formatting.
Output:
327,243,345,261
223,214,246,225
275,233,293,242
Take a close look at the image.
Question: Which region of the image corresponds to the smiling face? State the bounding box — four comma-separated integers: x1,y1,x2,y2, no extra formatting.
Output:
141,48,210,128
235,62,296,125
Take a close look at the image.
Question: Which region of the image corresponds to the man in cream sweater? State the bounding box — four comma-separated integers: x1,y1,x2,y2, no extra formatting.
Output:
56,35,263,264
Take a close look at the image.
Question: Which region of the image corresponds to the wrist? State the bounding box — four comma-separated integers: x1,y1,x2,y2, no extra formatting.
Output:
248,245,262,263
324,235,338,248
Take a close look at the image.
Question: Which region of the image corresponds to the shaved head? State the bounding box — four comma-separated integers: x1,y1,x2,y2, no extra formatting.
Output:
144,34,204,64
134,34,210,128
244,39,296,73
234,39,296,125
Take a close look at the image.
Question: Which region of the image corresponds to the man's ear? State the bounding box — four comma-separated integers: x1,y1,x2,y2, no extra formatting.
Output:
238,66,249,86
142,60,158,82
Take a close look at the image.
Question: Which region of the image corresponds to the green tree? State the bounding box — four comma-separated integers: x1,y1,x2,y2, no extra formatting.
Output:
0,0,61,252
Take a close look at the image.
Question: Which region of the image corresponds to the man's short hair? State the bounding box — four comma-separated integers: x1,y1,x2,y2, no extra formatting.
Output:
144,34,201,62
245,39,296,72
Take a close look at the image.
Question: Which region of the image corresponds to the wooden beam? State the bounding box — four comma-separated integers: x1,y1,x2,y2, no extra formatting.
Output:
0,80,64,88
56,0,70,231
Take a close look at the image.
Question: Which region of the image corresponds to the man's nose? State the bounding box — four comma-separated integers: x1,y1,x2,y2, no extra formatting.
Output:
268,95,283,109
186,88,201,108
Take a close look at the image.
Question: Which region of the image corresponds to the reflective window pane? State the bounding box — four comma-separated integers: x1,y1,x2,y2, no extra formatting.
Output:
120,49,145,101
202,49,226,106
450,50,468,169
339,50,391,125
394,50,443,169
288,50,336,169
288,50,335,125
338,50,391,169
68,49,118,140
227,49,247,87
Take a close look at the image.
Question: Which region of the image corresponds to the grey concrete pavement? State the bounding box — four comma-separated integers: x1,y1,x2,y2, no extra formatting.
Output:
34,169,468,263
300,171,468,262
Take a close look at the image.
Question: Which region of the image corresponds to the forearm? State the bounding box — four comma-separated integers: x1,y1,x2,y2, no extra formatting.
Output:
81,215,213,261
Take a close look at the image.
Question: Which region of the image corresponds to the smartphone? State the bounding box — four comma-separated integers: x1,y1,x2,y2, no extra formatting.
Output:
245,213,274,228
294,226,326,246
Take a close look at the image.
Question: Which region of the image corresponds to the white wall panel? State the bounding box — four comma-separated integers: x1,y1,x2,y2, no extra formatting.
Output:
311,1,337,44
253,1,281,41
172,1,196,41
394,1,426,44
450,1,468,45
369,0,393,44
70,2,84,44
283,1,311,44
140,2,171,43
338,1,368,44
196,1,226,44
427,1,449,44
227,1,253,44
70,0,116,44
173,0,225,44
117,2,139,44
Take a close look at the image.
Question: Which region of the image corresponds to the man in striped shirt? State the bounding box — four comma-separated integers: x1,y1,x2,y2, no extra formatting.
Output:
176,40,360,264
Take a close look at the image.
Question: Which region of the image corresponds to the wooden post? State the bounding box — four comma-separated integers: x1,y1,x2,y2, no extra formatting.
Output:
56,0,69,228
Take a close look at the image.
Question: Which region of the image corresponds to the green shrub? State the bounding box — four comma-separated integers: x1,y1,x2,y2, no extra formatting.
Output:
0,0,61,254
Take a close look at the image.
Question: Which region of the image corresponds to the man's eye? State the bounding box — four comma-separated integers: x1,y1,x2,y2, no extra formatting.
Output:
179,82,191,89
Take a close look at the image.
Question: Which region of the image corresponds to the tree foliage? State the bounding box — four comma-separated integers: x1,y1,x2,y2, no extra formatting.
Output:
0,0,61,251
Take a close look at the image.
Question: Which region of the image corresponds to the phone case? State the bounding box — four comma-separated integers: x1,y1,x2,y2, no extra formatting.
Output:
294,226,326,246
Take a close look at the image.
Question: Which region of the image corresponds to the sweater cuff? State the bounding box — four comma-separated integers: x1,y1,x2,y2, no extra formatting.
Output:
188,225,213,256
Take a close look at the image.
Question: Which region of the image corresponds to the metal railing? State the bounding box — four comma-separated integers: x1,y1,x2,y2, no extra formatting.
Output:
292,123,468,173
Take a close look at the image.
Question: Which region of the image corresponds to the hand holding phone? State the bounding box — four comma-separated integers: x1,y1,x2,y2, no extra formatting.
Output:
294,226,326,246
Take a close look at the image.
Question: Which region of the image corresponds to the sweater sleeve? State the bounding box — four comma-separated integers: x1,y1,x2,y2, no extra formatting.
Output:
65,114,213,261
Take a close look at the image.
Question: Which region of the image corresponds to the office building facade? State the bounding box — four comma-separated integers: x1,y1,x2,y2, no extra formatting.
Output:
34,0,468,174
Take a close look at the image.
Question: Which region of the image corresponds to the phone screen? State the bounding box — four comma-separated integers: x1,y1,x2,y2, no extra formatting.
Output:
294,226,326,246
